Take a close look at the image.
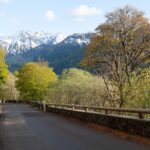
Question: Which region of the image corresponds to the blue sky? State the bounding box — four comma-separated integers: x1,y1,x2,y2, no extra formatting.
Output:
0,0,150,36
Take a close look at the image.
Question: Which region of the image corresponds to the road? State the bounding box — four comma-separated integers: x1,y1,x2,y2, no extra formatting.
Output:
0,104,149,150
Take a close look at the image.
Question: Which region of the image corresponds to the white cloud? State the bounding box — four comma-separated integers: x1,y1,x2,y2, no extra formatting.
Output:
45,10,55,21
1,0,12,4
71,5,101,17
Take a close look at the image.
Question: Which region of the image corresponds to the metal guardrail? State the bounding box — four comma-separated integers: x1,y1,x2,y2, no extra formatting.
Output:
3,100,150,119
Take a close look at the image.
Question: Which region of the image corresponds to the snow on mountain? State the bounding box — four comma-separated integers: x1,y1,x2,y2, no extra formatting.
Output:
62,33,91,45
0,31,66,54
49,33,67,45
0,31,92,55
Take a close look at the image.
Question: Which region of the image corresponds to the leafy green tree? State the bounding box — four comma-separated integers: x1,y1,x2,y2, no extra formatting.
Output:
0,48,9,86
16,62,57,101
0,48,9,102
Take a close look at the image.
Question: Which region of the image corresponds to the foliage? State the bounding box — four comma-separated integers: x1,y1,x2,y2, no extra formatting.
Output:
125,68,150,108
0,48,9,101
0,48,9,86
46,68,107,106
82,6,150,107
0,73,19,101
16,62,57,101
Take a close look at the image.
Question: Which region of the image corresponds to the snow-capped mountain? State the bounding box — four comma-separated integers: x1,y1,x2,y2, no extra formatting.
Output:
0,31,67,54
49,33,67,45
0,31,94,73
0,31,92,55
62,33,91,45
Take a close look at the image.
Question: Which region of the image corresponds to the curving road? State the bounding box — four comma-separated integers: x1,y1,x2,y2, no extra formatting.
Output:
0,104,149,150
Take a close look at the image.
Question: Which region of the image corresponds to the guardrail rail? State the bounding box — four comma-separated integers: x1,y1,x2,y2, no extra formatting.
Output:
3,100,150,119
47,103,150,119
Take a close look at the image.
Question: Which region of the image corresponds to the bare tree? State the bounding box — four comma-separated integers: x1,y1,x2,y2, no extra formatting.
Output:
82,6,150,107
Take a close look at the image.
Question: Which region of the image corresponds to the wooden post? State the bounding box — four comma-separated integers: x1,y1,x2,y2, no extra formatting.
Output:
105,110,108,115
85,107,89,112
139,112,144,119
43,100,46,112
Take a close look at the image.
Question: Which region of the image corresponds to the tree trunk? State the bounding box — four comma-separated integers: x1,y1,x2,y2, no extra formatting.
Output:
119,84,124,108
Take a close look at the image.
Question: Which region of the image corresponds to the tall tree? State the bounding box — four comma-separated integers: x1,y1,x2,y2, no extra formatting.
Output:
0,48,9,102
82,6,150,107
0,48,9,86
16,62,57,101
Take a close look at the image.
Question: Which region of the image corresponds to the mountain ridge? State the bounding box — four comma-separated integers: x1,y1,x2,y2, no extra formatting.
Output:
0,31,94,74
0,31,93,54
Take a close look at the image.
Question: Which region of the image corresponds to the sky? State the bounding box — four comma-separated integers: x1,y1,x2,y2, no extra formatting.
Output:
0,0,150,36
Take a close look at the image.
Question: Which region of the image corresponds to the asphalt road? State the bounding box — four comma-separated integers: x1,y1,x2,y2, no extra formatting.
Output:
0,104,149,150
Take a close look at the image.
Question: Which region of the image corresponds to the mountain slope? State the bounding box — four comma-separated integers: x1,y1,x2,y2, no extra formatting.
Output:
0,31,66,54
0,32,94,74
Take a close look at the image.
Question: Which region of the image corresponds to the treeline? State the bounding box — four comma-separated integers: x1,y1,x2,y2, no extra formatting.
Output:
0,6,150,108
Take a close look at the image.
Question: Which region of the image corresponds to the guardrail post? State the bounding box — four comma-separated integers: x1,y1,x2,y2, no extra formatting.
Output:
105,110,108,115
43,100,46,112
85,107,89,112
139,112,144,119
2,100,5,104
